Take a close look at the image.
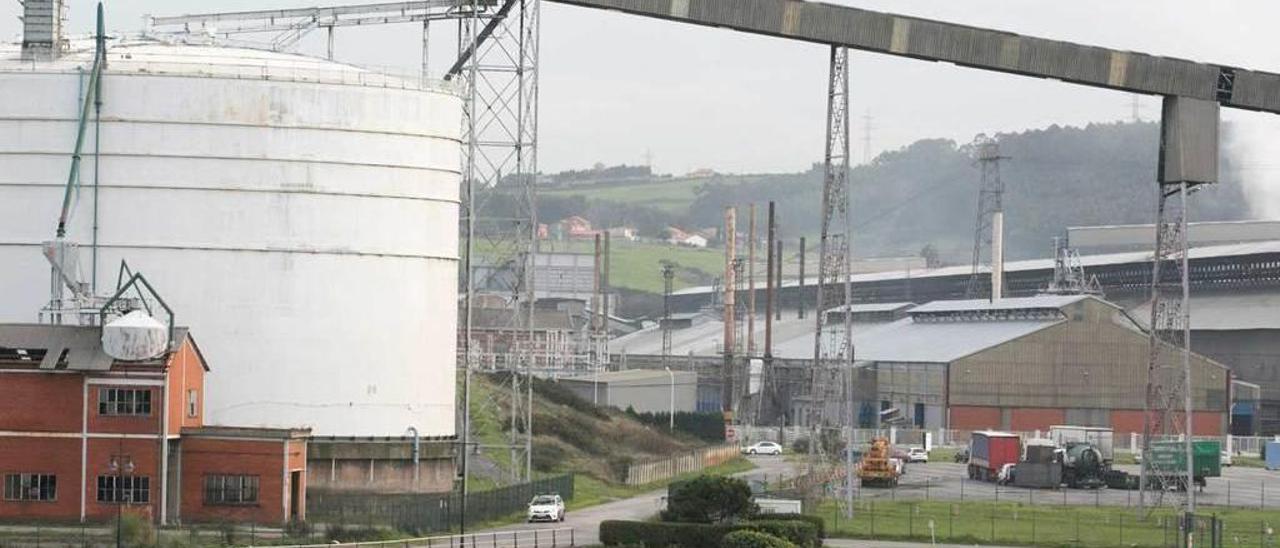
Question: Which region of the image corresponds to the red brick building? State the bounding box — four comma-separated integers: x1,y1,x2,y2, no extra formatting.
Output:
0,323,309,525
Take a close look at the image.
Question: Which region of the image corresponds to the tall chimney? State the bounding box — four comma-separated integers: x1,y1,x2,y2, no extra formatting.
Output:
22,0,65,61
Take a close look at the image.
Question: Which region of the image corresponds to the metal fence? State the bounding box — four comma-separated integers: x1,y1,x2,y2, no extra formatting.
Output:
259,528,577,548
623,444,740,486
735,426,1279,457
308,474,575,534
819,500,1278,548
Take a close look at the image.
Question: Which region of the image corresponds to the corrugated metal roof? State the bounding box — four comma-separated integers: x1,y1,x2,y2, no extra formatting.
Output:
847,317,1061,363
1130,291,1280,330
674,240,1280,296
562,368,696,384
910,295,1089,314
0,322,189,370
823,302,917,313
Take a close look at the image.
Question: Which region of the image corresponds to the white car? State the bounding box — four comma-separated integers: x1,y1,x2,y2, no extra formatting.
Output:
906,447,929,463
742,441,783,455
527,494,565,523
1221,451,1233,466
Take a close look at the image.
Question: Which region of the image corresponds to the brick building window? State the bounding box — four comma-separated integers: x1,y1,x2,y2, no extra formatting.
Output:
3,474,56,502
204,475,259,505
98,388,152,416
96,476,150,504
187,389,198,418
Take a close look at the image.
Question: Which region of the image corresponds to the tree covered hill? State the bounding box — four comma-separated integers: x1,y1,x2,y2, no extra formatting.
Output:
569,121,1252,263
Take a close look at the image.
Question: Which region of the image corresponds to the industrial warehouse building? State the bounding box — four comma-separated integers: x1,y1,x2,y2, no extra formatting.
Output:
0,324,309,525
560,369,698,414
809,295,1231,434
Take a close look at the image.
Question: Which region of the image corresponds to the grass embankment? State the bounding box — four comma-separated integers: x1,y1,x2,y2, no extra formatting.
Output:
815,500,1279,547
477,239,723,294
537,240,723,294
571,458,756,510
467,373,751,503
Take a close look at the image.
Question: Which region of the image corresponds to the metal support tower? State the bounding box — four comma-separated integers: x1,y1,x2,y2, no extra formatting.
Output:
809,45,854,452
1138,96,1219,528
965,136,1009,299
456,0,541,486
1138,182,1197,514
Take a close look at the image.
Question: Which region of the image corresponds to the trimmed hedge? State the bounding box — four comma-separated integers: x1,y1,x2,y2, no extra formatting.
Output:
600,520,733,547
746,520,820,548
599,519,819,547
721,530,796,548
751,513,826,539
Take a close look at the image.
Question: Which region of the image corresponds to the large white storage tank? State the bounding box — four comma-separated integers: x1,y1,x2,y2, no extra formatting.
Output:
0,38,460,437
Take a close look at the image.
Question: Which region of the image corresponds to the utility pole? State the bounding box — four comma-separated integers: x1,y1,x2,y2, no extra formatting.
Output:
798,236,806,320
775,238,783,322
722,207,737,421
965,135,1009,300
662,264,675,367
748,203,757,356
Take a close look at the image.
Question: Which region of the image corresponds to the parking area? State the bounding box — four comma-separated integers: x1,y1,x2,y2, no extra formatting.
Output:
851,462,1277,509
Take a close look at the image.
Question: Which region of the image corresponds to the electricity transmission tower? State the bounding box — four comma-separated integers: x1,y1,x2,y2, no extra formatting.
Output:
1138,182,1197,514
810,45,856,516
454,0,542,487
965,135,1009,299
1138,97,1220,528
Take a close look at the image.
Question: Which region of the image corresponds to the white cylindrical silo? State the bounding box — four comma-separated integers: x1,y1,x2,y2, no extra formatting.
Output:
0,39,460,436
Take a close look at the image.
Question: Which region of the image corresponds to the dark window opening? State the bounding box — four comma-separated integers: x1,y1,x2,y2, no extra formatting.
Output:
203,475,260,506
96,476,150,504
3,474,56,502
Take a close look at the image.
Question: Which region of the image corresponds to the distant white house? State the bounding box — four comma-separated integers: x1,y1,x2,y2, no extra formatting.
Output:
666,226,709,248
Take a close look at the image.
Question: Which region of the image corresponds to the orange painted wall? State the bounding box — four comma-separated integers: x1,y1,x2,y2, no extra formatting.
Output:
1110,410,1225,435
949,406,1001,430
165,341,206,436
1009,408,1066,432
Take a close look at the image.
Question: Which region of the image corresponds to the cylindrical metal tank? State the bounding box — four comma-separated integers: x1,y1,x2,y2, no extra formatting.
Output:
0,39,460,436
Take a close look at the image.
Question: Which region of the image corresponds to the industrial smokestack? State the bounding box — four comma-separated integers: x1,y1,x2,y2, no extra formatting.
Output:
21,0,65,61
991,211,1005,301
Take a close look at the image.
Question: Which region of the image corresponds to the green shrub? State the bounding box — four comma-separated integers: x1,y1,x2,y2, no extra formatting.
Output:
720,530,797,548
598,519,818,547
600,520,733,547
742,520,819,548
661,475,757,523
750,513,825,539
120,513,157,547
626,409,726,442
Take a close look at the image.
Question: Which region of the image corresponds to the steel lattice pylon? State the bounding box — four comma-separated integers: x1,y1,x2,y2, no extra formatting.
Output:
458,0,540,492
965,136,1009,299
1138,182,1197,514
807,44,853,448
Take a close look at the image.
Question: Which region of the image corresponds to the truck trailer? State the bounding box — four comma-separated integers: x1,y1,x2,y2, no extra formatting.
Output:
968,431,1020,482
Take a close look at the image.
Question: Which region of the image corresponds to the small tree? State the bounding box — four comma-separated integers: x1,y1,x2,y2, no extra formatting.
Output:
662,475,757,524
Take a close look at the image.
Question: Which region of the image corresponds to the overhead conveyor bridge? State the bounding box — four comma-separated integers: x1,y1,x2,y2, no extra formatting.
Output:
548,0,1280,115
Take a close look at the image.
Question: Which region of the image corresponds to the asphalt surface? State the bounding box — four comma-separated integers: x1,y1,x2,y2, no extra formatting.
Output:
852,460,1278,510
469,456,1276,547
475,454,797,546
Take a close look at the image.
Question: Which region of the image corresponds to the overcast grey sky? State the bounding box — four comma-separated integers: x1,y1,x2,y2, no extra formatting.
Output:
4,1,1280,213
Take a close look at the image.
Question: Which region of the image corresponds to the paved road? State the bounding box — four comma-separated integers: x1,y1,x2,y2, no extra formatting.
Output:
476,454,797,546
854,461,1277,510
